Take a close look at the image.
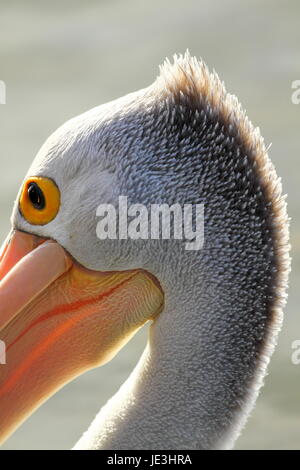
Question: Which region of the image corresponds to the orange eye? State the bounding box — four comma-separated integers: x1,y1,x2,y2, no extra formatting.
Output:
19,177,60,225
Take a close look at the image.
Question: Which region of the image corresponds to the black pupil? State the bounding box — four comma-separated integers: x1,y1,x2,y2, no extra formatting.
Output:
28,182,45,210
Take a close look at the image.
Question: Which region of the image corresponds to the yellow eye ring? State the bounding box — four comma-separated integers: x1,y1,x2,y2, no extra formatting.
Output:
19,177,60,225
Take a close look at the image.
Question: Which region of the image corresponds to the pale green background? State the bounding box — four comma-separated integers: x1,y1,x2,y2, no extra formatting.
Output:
0,0,299,450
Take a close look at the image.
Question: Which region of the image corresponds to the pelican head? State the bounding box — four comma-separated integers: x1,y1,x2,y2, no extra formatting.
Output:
0,52,290,449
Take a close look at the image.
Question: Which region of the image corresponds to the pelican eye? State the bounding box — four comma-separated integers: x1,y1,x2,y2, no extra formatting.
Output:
19,177,60,225
27,182,45,210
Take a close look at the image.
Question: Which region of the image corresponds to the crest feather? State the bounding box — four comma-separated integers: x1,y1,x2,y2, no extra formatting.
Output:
155,51,290,441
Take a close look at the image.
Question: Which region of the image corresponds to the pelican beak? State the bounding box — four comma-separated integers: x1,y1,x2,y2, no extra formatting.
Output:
0,229,163,445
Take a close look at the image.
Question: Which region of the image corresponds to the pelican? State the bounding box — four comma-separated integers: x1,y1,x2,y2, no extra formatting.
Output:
0,52,290,450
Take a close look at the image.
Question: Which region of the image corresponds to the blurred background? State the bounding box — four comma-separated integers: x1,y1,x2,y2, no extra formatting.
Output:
0,0,299,450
